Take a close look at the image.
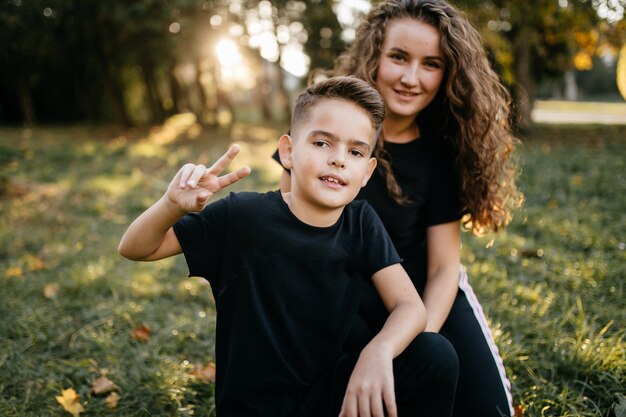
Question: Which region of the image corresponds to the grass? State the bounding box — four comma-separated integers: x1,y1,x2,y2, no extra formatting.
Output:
0,119,624,416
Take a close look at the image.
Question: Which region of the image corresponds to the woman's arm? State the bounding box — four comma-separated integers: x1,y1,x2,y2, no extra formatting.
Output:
422,221,461,332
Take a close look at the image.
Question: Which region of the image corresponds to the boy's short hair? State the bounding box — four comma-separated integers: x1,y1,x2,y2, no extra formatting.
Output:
291,76,385,146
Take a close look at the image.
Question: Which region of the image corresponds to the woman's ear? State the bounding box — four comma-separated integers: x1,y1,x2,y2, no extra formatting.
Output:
278,134,293,170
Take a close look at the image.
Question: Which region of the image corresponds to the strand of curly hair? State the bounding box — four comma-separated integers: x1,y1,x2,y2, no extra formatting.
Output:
330,0,523,235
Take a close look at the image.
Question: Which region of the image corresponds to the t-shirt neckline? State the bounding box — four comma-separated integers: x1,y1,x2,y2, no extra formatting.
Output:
273,190,344,232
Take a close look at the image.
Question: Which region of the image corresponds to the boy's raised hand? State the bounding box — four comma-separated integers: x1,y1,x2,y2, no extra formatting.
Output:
167,144,251,212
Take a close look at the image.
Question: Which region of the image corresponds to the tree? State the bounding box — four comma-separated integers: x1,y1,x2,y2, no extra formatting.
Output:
457,0,626,128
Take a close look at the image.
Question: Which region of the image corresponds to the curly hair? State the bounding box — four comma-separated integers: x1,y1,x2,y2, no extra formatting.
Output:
331,0,523,234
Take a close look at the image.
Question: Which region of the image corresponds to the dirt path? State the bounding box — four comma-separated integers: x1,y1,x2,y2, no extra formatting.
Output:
531,100,626,125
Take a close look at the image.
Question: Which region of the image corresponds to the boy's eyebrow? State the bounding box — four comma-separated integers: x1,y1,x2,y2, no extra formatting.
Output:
308,129,372,151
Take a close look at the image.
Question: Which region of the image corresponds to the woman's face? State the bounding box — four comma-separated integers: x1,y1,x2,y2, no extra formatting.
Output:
375,18,445,123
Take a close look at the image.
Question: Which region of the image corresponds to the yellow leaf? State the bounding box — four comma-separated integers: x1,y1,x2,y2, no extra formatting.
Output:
105,392,120,409
574,51,593,71
570,175,583,186
55,388,84,417
26,253,46,271
5,267,23,278
91,376,119,395
43,283,60,299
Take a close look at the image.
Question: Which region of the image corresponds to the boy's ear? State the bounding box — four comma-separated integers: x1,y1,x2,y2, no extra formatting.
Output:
278,134,294,170
361,157,377,187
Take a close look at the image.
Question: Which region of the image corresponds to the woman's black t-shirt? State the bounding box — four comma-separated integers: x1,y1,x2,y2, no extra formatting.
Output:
356,134,462,294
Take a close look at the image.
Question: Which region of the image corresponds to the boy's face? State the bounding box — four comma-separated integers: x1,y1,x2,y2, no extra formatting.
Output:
279,98,377,215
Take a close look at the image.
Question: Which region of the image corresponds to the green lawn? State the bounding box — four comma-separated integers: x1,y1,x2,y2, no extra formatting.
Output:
1,119,624,416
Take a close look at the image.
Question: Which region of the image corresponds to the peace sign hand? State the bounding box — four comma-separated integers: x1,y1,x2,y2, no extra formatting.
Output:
167,144,251,213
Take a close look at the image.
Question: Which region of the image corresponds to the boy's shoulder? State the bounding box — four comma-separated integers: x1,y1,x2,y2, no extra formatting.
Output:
344,197,378,219
221,190,281,205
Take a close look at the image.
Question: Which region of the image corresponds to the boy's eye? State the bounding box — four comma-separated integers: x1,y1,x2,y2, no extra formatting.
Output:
350,149,364,157
313,140,329,148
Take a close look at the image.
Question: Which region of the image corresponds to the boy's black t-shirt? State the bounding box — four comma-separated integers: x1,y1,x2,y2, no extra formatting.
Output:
273,134,462,294
173,190,401,416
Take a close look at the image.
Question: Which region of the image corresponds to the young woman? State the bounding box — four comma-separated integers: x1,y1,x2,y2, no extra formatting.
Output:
278,0,522,415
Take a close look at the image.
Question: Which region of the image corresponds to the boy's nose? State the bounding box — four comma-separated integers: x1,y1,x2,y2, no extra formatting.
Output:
329,152,346,168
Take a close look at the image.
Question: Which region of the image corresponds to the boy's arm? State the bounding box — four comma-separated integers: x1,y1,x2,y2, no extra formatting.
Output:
118,145,250,261
340,263,426,417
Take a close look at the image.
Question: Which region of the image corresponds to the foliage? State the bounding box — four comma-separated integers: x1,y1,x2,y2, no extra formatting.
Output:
0,122,624,416
3,1,624,127
0,0,345,126
455,0,626,127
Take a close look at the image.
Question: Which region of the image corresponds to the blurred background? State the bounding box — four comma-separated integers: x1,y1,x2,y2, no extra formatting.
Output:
1,0,625,129
1,2,625,416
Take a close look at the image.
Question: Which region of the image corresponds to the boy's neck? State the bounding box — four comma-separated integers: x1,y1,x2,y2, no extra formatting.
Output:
280,192,344,228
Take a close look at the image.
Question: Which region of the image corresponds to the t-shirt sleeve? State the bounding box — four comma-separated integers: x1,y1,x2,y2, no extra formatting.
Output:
272,149,289,173
360,202,403,278
172,196,229,280
425,140,463,227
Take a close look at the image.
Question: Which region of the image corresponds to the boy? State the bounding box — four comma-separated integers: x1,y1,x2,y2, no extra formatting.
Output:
119,76,426,417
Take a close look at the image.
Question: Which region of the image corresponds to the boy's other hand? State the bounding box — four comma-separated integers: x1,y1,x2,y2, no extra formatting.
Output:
339,344,397,417
167,144,251,212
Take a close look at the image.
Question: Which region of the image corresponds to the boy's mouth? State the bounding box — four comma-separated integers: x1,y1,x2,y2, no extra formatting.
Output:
320,175,346,186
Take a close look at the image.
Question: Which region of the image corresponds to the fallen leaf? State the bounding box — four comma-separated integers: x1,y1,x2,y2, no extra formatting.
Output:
105,392,120,409
43,282,60,299
570,175,584,186
191,361,216,383
5,267,23,278
91,376,119,395
55,388,84,417
26,253,46,271
131,324,151,342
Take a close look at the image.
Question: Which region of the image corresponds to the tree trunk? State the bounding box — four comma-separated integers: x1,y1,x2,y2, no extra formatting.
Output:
513,24,535,130
194,57,212,126
95,31,131,128
274,62,292,124
140,57,165,123
256,59,273,120
16,70,35,126
564,70,578,101
168,62,182,114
